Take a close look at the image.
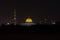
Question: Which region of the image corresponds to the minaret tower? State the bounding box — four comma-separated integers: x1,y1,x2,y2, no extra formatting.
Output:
13,9,16,25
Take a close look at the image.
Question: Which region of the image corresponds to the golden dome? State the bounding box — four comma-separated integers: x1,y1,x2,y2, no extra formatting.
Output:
25,17,32,23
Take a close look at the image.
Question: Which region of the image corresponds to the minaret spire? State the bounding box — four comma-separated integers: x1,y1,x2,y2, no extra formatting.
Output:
13,8,16,25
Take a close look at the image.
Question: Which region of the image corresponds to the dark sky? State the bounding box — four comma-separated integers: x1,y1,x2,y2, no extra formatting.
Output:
0,0,59,24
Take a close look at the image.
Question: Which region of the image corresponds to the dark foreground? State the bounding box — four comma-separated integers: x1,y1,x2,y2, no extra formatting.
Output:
0,24,60,40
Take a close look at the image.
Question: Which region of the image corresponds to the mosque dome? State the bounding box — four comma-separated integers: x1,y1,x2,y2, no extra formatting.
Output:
25,17,33,23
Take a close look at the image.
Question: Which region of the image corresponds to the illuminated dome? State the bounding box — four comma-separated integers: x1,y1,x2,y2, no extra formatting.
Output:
20,17,36,26
25,17,32,23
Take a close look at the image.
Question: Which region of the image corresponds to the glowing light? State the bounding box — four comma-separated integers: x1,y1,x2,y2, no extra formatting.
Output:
6,22,10,25
20,23,36,26
52,22,56,24
20,17,36,26
25,17,32,23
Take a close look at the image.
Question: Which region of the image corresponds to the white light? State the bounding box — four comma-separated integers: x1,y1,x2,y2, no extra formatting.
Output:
52,22,56,24
20,23,36,26
6,22,10,25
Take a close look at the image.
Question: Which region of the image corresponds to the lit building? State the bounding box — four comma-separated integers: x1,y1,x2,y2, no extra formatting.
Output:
13,9,16,25
9,9,17,25
20,17,36,26
25,17,33,23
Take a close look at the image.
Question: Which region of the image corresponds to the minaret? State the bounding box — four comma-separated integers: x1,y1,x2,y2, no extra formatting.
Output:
13,9,16,25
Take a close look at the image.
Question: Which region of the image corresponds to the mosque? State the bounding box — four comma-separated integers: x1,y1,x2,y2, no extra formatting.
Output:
5,9,36,26
20,17,36,26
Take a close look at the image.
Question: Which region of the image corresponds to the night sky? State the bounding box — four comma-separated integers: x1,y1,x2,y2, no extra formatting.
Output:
0,0,59,24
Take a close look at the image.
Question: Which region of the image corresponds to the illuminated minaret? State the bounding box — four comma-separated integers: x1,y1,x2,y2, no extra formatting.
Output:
13,9,16,25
